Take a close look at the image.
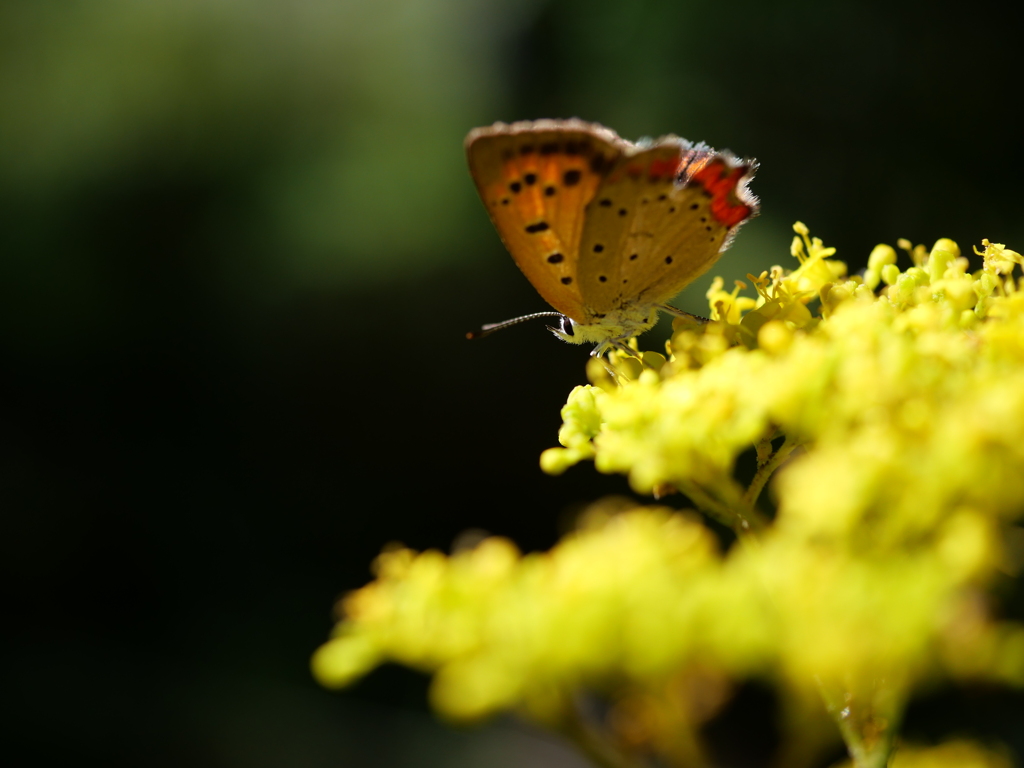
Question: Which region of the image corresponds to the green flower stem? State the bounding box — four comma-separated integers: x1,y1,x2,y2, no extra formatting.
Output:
677,480,768,538
816,679,897,768
743,436,801,510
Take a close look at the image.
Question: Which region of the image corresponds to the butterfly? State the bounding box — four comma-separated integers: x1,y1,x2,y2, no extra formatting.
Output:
465,119,758,356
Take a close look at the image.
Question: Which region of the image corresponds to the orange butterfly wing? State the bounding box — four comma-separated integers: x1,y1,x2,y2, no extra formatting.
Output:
465,120,627,323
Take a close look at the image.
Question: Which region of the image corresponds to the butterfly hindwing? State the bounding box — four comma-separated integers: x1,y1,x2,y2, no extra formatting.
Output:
465,120,626,322
575,139,690,316
577,142,757,315
624,155,758,307
626,153,757,307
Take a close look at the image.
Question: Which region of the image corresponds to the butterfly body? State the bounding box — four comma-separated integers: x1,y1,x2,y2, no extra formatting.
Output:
466,119,757,354
550,306,659,347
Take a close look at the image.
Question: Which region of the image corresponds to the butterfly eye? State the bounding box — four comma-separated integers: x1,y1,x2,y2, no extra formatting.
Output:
559,315,575,337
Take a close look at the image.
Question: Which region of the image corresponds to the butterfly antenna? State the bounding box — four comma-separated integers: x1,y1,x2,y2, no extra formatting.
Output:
466,311,565,340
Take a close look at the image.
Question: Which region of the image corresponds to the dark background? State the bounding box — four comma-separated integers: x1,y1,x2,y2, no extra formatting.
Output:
3,1,1023,766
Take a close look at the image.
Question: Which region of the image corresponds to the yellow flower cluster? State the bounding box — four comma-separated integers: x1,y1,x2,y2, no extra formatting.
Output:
315,225,1024,768
545,227,1024,556
315,506,727,716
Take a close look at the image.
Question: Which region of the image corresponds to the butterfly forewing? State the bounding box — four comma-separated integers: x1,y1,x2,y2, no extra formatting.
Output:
465,120,626,322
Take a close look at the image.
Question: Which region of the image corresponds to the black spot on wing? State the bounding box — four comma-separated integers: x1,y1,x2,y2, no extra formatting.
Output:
525,221,550,233
589,154,611,174
563,170,581,186
547,253,564,264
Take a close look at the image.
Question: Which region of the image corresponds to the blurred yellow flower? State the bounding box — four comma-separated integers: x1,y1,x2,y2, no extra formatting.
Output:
315,226,1024,768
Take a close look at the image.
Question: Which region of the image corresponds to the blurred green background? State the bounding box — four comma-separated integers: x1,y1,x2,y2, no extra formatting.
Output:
3,1,1022,766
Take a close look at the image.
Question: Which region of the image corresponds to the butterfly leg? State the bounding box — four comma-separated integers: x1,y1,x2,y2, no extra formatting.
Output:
609,338,643,359
589,338,636,359
657,304,710,324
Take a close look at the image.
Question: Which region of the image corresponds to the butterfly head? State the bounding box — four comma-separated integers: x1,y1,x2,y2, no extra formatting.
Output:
548,314,577,342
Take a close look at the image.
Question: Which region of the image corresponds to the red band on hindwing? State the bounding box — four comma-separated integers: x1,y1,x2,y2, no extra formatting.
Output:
691,160,752,227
